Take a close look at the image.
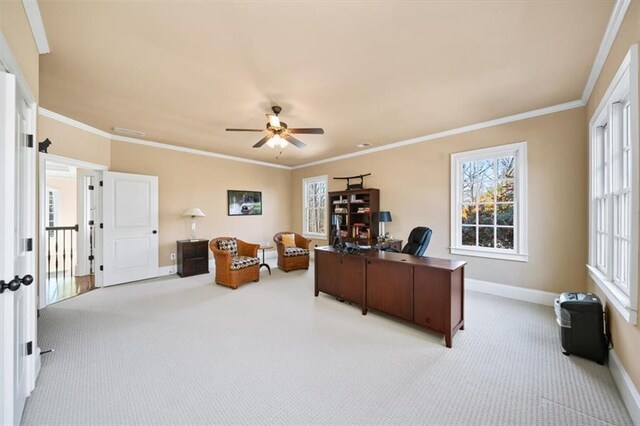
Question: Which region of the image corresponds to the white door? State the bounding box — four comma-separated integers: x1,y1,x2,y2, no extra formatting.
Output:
102,171,159,286
0,71,37,425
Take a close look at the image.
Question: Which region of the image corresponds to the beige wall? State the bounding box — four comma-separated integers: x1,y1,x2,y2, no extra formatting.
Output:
293,108,588,294
585,1,640,393
109,141,292,267
0,1,39,99
39,115,111,167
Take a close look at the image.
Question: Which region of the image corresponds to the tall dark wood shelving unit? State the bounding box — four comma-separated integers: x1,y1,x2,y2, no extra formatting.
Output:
329,188,380,246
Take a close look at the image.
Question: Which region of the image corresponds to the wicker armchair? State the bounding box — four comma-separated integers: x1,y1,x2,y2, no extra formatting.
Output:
273,232,312,272
209,237,260,289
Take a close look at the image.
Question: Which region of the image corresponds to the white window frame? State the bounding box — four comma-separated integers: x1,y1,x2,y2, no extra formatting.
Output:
302,175,328,238
450,141,528,262
588,45,639,325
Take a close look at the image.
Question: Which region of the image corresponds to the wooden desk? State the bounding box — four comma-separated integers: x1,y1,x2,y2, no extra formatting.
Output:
314,246,466,348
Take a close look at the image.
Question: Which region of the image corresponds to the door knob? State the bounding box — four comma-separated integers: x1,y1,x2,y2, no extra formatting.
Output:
0,274,33,294
152,230,158,234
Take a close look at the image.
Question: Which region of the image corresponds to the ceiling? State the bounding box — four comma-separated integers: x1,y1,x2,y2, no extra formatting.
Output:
38,1,614,167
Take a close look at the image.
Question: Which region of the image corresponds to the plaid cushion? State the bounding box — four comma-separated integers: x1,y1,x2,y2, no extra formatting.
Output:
218,238,238,256
230,255,259,270
284,247,310,257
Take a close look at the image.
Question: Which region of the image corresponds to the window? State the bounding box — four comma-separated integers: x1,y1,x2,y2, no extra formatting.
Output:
588,45,638,325
302,175,328,238
46,187,59,236
450,142,528,262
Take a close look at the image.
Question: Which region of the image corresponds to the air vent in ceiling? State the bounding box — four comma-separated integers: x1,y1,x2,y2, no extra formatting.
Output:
113,127,145,137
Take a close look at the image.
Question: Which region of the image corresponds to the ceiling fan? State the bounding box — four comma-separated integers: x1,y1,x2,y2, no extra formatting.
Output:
226,106,324,149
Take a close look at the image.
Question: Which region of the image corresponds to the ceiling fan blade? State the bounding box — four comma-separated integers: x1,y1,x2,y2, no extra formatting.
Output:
289,128,324,134
266,114,281,128
226,128,264,132
284,135,306,148
253,135,272,148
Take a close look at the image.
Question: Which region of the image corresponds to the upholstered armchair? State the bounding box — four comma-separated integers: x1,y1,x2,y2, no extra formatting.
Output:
273,232,312,272
209,237,260,289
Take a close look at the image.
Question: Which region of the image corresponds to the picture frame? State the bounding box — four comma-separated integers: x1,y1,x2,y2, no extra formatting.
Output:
227,190,262,216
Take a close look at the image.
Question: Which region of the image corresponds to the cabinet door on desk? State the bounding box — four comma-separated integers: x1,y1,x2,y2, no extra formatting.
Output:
413,267,448,332
340,254,365,304
316,251,341,297
366,259,413,321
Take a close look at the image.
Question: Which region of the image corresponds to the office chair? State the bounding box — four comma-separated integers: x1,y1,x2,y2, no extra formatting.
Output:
385,226,432,256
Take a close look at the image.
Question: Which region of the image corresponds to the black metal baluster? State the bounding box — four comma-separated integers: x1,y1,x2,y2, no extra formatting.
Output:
47,233,51,279
55,229,59,283
70,229,74,278
62,229,66,281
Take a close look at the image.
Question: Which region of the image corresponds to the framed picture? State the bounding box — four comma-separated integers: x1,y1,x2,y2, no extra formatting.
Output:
227,190,262,216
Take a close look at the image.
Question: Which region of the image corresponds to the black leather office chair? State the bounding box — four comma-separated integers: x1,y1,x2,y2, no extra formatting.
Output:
385,226,432,256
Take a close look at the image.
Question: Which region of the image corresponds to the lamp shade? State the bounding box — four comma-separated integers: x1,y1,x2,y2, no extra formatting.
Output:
376,211,392,222
182,207,206,217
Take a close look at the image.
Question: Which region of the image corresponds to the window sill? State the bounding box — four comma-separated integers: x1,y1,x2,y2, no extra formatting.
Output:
303,234,326,240
450,247,528,262
587,265,638,325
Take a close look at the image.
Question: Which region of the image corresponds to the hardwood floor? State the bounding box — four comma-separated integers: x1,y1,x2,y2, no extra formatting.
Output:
46,274,95,305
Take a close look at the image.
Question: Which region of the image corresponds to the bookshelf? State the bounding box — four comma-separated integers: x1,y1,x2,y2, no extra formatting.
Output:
329,188,380,246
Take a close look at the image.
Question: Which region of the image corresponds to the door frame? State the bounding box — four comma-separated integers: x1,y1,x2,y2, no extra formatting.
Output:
1,31,38,425
38,154,107,309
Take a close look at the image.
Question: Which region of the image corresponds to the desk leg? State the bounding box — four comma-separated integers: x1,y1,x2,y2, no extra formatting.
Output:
445,332,452,348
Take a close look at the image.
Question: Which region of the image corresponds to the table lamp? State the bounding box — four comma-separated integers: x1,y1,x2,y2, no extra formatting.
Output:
182,208,205,240
376,211,392,241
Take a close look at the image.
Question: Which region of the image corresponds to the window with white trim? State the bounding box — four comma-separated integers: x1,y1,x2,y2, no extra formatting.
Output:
450,142,528,262
302,175,328,238
588,45,638,325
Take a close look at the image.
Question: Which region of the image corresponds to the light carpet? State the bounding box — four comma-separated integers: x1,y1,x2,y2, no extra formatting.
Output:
23,263,632,425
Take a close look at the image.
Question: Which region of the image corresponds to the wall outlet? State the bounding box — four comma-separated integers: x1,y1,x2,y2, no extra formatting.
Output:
170,253,176,260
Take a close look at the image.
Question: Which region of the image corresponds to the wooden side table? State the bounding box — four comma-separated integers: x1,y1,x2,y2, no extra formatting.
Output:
177,239,209,277
259,244,273,275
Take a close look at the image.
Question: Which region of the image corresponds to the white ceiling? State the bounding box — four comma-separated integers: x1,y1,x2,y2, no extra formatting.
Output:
38,1,614,166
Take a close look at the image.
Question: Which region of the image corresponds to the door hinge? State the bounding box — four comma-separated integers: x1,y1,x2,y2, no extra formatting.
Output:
26,341,33,355
100,223,103,229
99,181,103,187
89,220,94,226
26,134,34,148
88,255,94,261
88,185,94,190
26,238,33,252
100,265,103,271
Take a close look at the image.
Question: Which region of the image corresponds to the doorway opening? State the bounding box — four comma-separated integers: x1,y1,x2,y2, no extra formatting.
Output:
39,154,107,308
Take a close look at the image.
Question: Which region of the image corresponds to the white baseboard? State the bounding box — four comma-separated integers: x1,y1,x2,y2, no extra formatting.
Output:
157,251,278,276
465,278,558,306
609,349,640,425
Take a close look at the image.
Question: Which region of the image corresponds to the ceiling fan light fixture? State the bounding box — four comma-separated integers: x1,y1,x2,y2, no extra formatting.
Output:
267,134,287,149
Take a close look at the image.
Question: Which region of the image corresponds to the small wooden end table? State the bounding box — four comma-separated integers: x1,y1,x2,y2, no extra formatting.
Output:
259,244,273,275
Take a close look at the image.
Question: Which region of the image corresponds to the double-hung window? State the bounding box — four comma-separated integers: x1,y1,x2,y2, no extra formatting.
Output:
450,142,528,262
302,175,328,238
588,46,639,324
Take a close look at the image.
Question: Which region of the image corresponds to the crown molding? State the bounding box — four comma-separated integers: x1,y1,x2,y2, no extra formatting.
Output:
581,0,632,104
41,99,584,172
39,107,111,138
22,0,50,54
38,108,292,170
292,99,584,170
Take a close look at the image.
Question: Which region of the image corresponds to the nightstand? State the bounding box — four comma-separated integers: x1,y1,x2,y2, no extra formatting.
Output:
177,239,209,277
